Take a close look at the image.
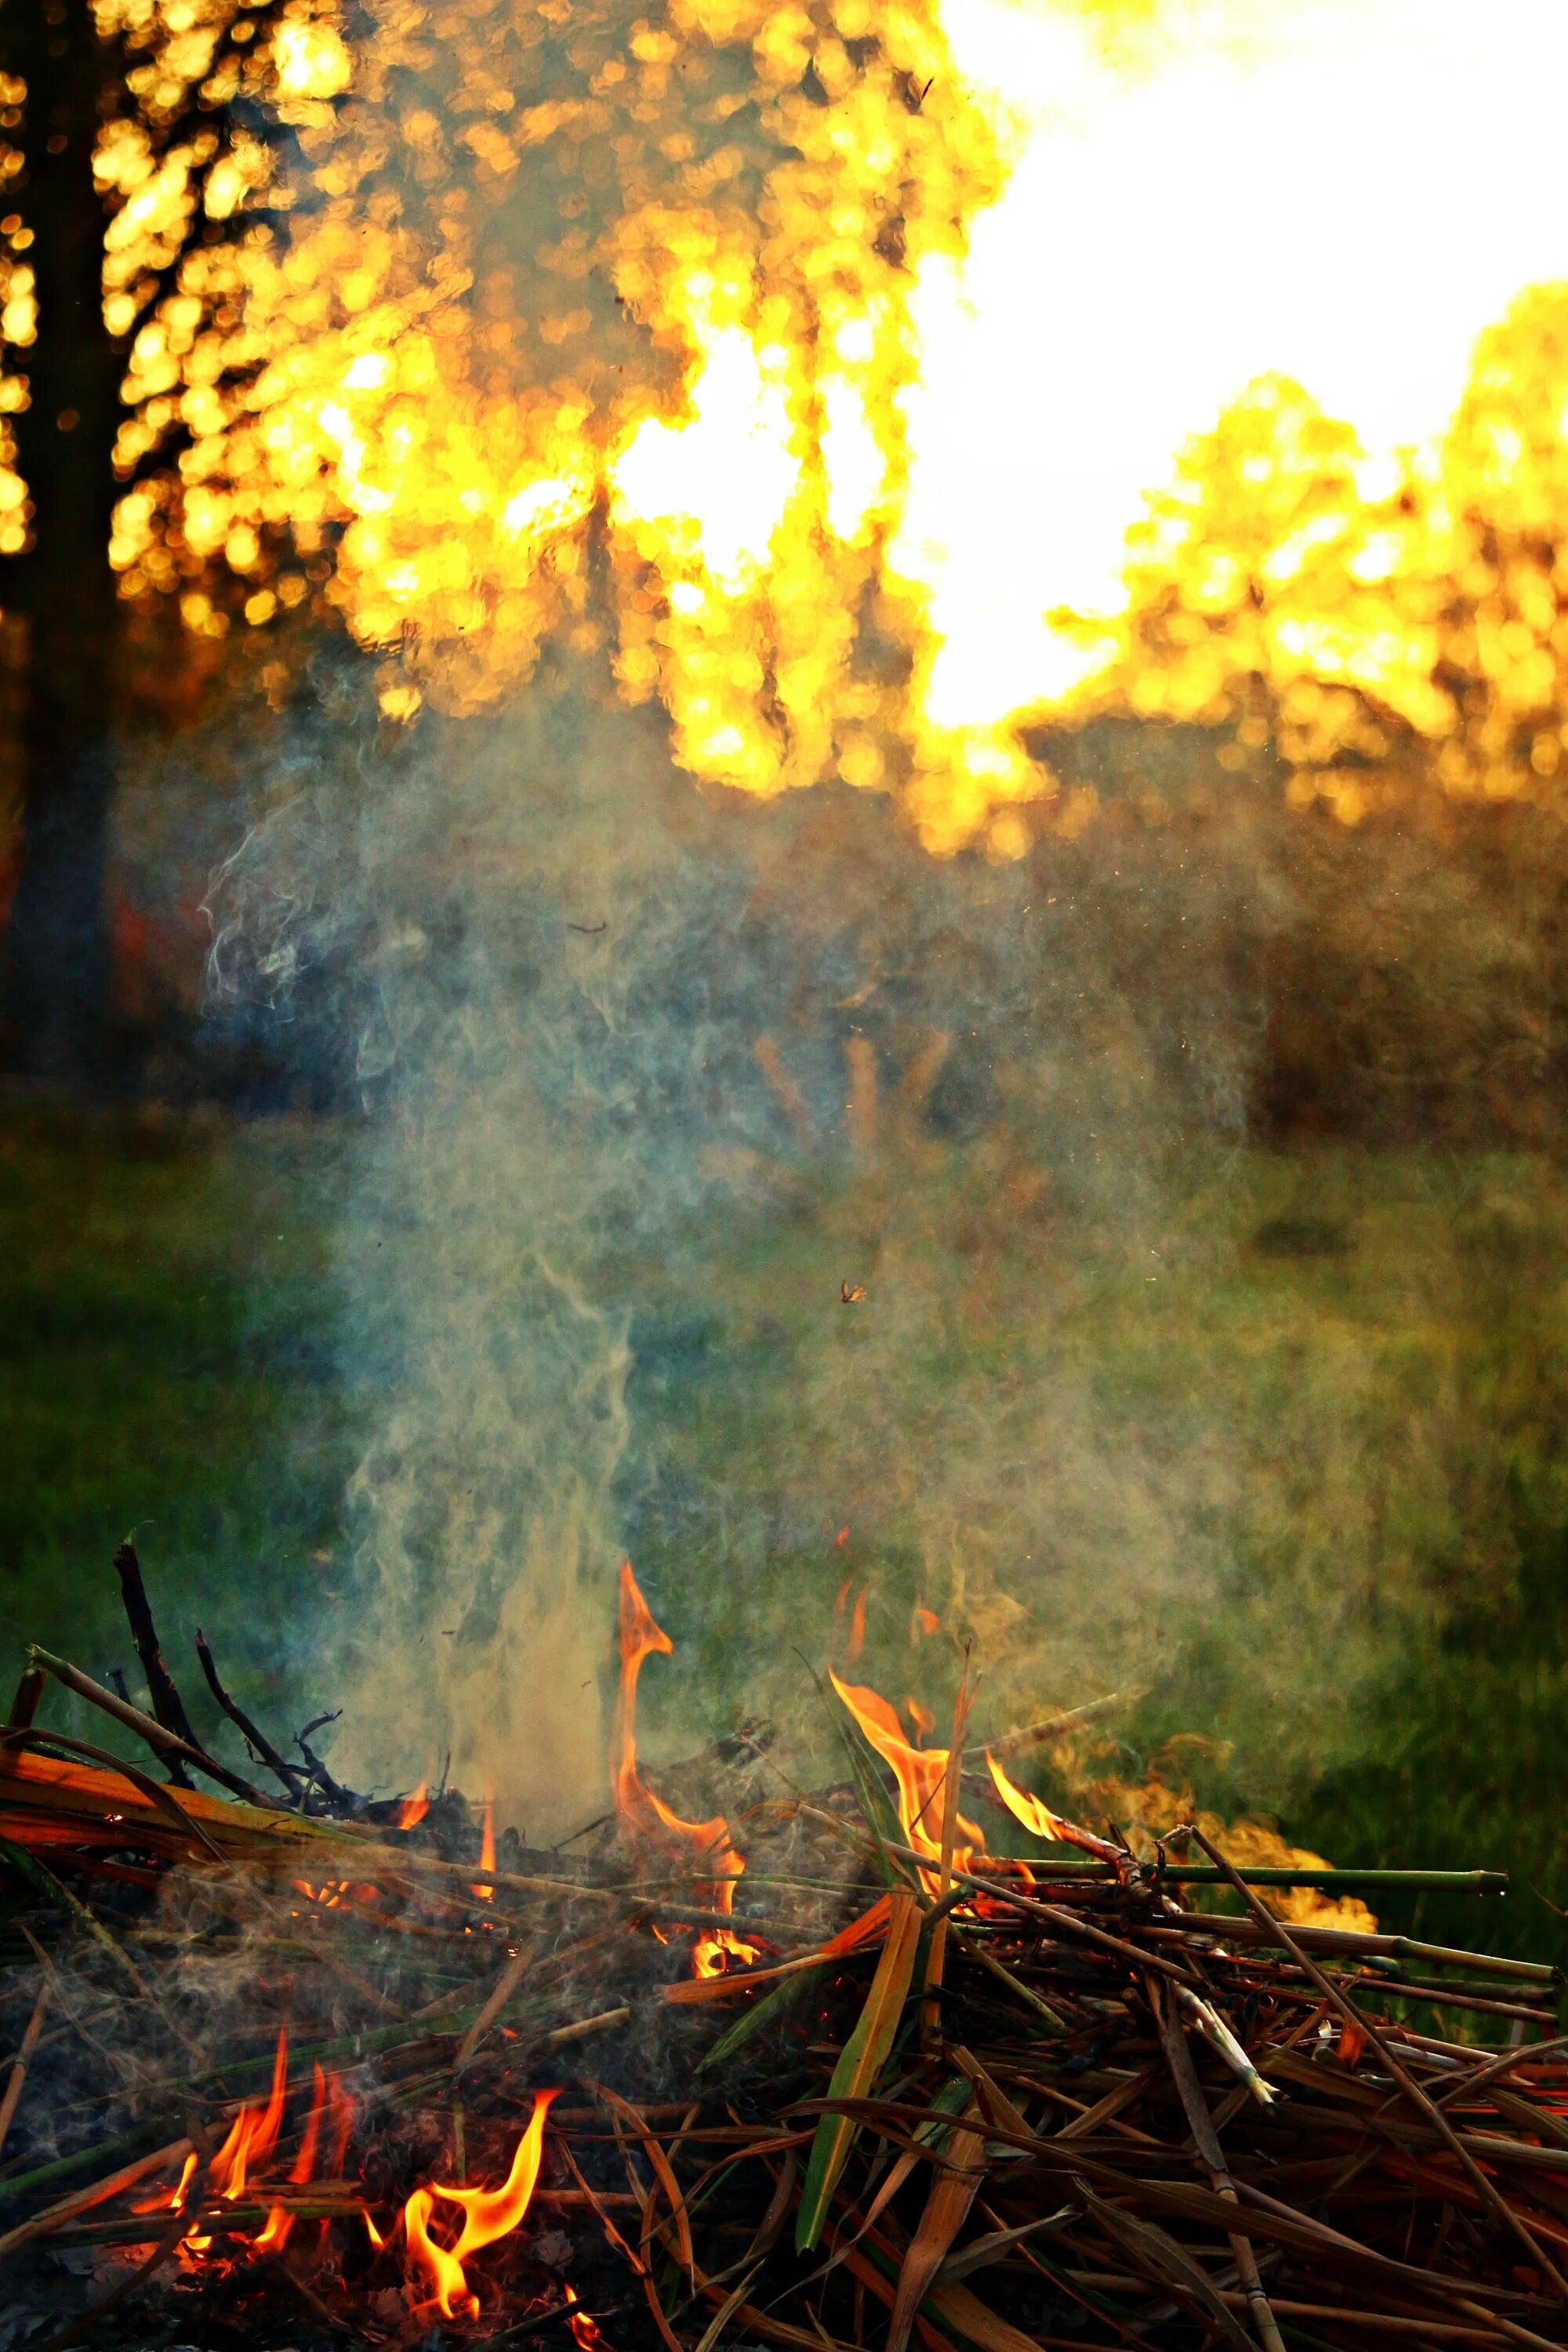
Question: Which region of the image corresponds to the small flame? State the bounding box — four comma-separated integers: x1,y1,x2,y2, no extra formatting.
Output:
833,1576,867,1664
985,1751,1124,1865
184,2027,289,2253
132,2148,198,2217
327,2072,358,2178
402,2088,557,2318
830,1669,985,1882
566,2282,610,2350
212,2029,288,2201
613,1563,758,1977
405,2187,477,2322
255,2060,327,2252
397,1779,430,1831
472,1782,495,1900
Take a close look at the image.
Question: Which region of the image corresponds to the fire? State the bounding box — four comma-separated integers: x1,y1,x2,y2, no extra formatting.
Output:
985,1750,1125,1867
833,1577,868,1665
473,1783,495,1900
328,2072,358,2178
405,2189,477,2322
255,2061,327,2252
566,2282,610,2349
397,1779,430,1831
128,2034,554,2304
132,2148,198,2219
183,2026,290,2251
403,2088,557,2319
829,1669,985,1882
143,2036,367,2273
613,1563,758,1977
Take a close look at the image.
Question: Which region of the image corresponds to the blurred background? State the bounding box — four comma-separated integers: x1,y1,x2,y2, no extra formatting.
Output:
5,0,1568,1960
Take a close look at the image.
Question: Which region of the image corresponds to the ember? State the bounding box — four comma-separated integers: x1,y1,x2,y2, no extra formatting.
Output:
0,1544,1564,2351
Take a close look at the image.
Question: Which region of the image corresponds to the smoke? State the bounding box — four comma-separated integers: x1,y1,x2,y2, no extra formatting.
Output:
205,632,1428,1842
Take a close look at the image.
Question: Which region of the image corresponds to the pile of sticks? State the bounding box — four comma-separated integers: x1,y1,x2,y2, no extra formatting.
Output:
2,1550,1567,2351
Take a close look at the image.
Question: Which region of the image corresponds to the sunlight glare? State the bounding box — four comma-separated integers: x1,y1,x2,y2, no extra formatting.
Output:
913,0,1568,728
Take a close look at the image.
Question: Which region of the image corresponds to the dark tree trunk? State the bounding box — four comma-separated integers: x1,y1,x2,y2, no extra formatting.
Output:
0,0,122,1085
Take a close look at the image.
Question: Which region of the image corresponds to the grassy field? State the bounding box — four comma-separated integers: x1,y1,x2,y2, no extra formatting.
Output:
5,1105,1568,1978
0,1105,355,1726
614,1137,1568,1970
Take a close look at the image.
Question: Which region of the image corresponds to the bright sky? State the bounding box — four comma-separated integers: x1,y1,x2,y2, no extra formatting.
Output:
906,0,1568,725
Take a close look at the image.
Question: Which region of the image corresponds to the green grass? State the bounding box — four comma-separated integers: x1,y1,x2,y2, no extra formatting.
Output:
0,1105,355,1733
611,1137,1568,1974
5,1108,1568,1984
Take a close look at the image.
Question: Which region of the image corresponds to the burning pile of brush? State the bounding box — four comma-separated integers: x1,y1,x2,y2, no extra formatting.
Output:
2,1548,1566,2351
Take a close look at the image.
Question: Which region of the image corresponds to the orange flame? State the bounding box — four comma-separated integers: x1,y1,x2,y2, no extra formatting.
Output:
566,2283,610,2350
405,2188,477,2322
256,2060,327,2252
472,1783,495,1901
985,1751,1124,1865
183,2027,289,2253
829,1670,985,1882
327,2072,358,2179
397,1779,430,1831
132,2148,198,2218
613,1562,758,1978
212,2029,288,2202
403,2088,557,2318
832,1577,869,1664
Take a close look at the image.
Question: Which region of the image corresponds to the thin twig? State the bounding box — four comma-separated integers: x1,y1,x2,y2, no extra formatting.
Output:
0,1977,49,2163
1183,1823,1568,2303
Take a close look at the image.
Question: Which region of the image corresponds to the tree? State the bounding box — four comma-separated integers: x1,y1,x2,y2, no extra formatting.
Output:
1052,373,1451,825
0,0,301,1081
1053,297,1568,830
0,0,1010,1079
102,0,1004,823
1432,281,1568,811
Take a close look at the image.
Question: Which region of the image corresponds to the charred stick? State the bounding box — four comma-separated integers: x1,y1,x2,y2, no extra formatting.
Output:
23,1648,274,1809
1184,1823,1568,2303
5,1669,42,1731
951,1926,1069,2031
1343,1976,1556,2026
295,1711,361,1812
0,1979,49,2164
1435,2035,1568,2107
922,1649,972,2047
112,1541,201,1786
1214,2299,1515,2343
1149,1975,1287,2352
1158,1904,1557,1984
0,2134,193,2263
193,1629,306,1799
453,1940,536,2068
881,1838,1200,1984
